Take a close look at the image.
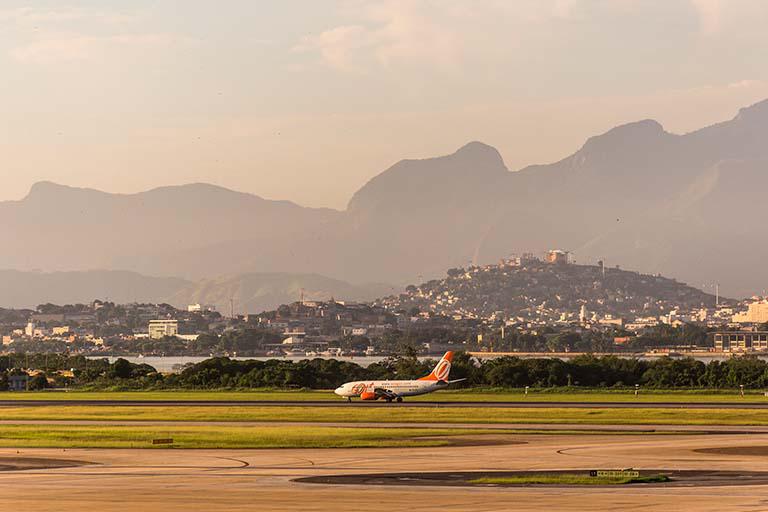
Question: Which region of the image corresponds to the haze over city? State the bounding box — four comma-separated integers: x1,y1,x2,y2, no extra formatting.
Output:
3,0,768,209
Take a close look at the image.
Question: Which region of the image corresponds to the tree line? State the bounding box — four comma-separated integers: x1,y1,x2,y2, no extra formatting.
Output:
5,351,768,391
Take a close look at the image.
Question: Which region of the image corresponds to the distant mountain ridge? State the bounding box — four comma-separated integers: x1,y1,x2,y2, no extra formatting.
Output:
0,181,341,278
2,98,768,298
0,270,188,308
0,270,391,313
166,273,393,314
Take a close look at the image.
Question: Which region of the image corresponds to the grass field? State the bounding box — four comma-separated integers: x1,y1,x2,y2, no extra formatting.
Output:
0,425,488,449
470,474,671,485
0,389,765,403
3,404,768,425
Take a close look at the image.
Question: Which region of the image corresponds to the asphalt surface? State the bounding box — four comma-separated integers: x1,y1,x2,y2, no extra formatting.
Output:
4,433,768,511
3,399,768,408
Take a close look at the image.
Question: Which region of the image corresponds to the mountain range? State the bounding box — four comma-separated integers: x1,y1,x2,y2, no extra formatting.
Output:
2,98,768,300
0,270,391,313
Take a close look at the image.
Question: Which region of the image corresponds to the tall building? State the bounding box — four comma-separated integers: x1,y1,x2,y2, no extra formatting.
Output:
732,300,768,324
148,319,179,339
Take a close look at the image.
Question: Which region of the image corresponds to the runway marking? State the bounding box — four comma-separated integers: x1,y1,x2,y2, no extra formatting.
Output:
210,457,250,469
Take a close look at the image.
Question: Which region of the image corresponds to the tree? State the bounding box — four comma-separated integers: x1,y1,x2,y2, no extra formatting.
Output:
548,333,581,352
641,358,705,388
28,373,48,391
110,358,132,379
447,351,483,387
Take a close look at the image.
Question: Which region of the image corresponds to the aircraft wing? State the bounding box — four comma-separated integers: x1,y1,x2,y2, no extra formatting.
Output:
447,378,467,384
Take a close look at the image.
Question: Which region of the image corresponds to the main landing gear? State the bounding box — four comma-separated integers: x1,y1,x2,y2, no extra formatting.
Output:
386,397,404,403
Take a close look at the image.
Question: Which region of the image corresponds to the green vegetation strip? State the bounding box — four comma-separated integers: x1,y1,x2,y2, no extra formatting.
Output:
0,425,484,449
0,389,766,403
2,405,768,425
470,474,671,485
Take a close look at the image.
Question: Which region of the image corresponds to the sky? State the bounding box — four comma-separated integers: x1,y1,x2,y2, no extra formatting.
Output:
2,0,768,209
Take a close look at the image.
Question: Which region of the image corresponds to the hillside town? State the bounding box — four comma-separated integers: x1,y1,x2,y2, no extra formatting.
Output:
2,252,768,357
376,252,748,330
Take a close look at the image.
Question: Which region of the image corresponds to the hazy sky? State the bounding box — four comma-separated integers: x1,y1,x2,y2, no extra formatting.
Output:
2,0,768,209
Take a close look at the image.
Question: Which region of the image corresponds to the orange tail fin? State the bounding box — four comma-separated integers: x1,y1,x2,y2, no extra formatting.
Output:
419,351,454,381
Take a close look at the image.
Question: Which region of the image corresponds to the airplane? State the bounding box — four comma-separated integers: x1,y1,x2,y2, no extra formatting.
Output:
334,351,465,402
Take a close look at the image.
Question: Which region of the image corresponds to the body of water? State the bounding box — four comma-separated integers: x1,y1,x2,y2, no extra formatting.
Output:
87,352,762,373
87,355,390,373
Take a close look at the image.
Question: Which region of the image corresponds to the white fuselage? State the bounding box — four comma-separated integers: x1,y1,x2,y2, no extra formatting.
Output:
334,379,447,398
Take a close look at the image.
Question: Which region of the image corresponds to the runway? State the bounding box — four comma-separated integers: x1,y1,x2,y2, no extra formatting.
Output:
3,431,768,511
3,419,768,434
3,399,768,408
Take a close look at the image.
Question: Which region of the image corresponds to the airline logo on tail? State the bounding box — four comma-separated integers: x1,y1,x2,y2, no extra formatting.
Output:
419,351,453,382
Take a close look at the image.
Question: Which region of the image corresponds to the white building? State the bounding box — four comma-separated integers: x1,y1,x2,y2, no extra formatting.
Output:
545,249,570,265
148,319,179,339
599,315,624,327
732,300,768,324
281,330,306,345
188,304,216,313
579,305,587,324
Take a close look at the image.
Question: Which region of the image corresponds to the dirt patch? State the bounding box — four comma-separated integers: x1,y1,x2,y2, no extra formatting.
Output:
695,446,768,457
295,469,768,488
0,457,91,472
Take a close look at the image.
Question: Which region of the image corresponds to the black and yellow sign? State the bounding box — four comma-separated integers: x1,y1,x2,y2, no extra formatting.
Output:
152,438,174,445
589,470,639,478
